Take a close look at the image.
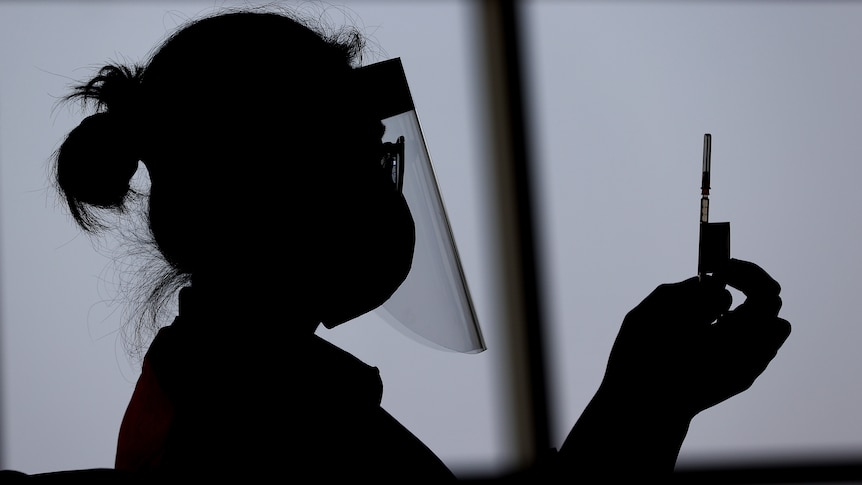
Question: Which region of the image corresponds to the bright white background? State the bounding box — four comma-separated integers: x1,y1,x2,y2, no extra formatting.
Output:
1,0,860,477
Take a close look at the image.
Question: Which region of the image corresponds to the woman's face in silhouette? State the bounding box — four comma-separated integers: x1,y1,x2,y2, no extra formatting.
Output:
307,116,417,328
139,12,416,327
145,100,415,326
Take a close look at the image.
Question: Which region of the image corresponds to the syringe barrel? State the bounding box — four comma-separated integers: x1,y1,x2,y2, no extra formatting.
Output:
702,133,711,195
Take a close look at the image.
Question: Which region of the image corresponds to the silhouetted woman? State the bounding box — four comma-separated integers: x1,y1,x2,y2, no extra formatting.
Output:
3,8,790,482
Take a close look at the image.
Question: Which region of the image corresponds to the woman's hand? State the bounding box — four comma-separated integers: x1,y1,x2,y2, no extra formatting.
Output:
601,258,791,419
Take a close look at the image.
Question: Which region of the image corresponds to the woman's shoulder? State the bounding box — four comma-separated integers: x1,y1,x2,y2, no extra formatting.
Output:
0,469,154,483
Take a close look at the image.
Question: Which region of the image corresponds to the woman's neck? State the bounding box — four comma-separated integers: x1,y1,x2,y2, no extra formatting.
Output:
184,274,322,335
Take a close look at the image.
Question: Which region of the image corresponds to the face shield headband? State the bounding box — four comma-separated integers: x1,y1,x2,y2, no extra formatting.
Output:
352,58,486,354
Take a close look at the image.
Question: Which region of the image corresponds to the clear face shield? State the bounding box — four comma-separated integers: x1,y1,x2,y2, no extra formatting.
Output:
356,58,486,354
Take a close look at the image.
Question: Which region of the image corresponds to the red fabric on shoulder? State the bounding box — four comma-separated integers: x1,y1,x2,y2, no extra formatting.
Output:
114,355,174,471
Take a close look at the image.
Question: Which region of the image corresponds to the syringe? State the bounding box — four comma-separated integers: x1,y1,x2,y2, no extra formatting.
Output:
697,132,729,280
701,133,711,225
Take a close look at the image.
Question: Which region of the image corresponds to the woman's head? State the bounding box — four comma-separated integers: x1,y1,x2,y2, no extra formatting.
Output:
54,10,415,331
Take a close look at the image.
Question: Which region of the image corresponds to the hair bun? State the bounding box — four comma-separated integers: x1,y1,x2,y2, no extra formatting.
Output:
56,112,140,227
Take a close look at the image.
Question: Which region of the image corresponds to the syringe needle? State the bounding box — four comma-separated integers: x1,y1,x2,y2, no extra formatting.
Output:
701,133,711,224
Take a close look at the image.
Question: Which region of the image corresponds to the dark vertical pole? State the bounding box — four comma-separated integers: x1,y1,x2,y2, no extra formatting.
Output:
475,0,552,470
0,101,7,470
0,100,5,469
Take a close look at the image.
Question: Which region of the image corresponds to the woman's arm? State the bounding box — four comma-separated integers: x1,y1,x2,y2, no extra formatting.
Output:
558,259,790,481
